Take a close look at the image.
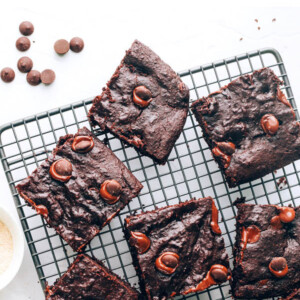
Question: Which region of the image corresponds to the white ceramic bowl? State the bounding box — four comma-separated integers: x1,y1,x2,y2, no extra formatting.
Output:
0,206,24,290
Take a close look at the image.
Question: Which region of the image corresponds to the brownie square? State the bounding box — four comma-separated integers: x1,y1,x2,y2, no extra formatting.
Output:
16,127,143,252
124,198,230,299
46,254,140,299
283,288,300,300
88,40,190,164
232,202,300,299
191,68,300,187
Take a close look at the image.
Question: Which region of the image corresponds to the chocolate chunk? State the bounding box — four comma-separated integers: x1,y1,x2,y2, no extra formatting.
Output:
270,257,287,271
1,68,15,83
217,142,236,155
50,158,72,182
130,232,151,254
70,37,84,53
133,86,152,108
41,69,56,85
278,206,295,223
17,57,33,73
261,114,279,135
26,70,41,86
54,39,69,54
211,266,228,283
161,253,179,268
16,37,31,51
106,180,122,197
19,21,34,36
72,136,94,153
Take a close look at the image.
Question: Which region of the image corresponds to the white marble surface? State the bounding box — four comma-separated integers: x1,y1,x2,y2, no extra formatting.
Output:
0,0,299,299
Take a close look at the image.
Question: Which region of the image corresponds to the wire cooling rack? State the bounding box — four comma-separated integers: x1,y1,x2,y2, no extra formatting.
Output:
0,48,299,300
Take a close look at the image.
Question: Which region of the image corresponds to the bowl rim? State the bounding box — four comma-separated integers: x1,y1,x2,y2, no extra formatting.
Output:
0,205,24,291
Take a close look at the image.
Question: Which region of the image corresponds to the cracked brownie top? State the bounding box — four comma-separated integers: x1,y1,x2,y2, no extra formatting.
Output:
232,202,300,299
88,40,190,164
16,127,143,252
191,68,300,187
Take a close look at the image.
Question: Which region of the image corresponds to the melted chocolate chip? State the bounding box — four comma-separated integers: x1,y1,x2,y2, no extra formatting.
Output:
217,142,236,155
50,158,73,182
106,180,122,197
72,136,94,153
246,225,261,243
16,37,31,51
19,21,34,36
270,257,287,271
70,37,84,53
133,86,152,108
130,232,151,254
212,147,231,168
260,114,279,135
278,206,295,223
156,252,179,275
17,57,33,73
210,266,228,283
1,68,15,83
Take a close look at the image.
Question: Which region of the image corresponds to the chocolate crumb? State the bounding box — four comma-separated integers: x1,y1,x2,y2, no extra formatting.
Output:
240,37,243,41
234,197,246,206
255,19,258,23
277,177,287,189
258,26,261,30
272,18,276,22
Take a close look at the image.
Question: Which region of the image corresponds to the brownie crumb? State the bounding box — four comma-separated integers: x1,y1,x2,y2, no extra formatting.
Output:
233,197,246,206
254,19,258,23
258,26,261,30
277,177,287,189
239,37,243,41
272,18,276,22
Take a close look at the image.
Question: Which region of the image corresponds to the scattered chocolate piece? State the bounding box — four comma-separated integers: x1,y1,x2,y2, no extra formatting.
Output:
272,18,276,22
26,70,41,86
54,39,69,54
17,56,33,73
258,26,261,30
255,19,258,23
240,37,243,41
277,176,287,189
70,37,84,53
1,67,15,83
41,69,56,85
16,37,31,51
19,21,34,36
260,114,279,135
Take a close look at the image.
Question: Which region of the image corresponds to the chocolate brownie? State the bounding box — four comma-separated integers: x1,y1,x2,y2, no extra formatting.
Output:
46,254,140,299
16,127,143,252
124,198,230,300
232,202,300,298
283,288,300,300
88,40,190,164
191,68,300,187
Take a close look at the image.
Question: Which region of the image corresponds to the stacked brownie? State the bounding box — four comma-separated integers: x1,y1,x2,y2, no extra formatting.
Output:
16,40,300,299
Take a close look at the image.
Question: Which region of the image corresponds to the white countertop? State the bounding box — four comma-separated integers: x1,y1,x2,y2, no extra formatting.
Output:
0,0,299,299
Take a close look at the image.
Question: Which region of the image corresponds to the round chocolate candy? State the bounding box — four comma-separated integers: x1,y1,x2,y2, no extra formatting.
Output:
269,257,288,278
1,68,15,83
26,70,41,86
100,180,122,204
155,252,179,275
210,265,229,283
50,158,73,182
260,114,279,135
278,206,295,223
72,136,94,153
17,57,33,73
19,21,34,36
130,232,151,254
70,37,84,53
41,69,56,85
16,37,31,51
133,86,152,108
54,39,70,54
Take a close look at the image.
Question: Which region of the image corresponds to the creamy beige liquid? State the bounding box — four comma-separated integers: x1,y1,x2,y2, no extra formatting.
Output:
0,221,13,274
